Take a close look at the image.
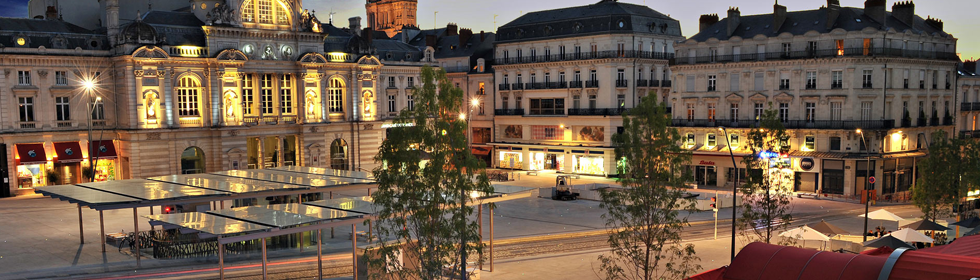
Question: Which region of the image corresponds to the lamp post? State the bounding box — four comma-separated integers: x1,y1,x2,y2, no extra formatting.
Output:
82,80,100,182
719,127,738,262
857,129,871,242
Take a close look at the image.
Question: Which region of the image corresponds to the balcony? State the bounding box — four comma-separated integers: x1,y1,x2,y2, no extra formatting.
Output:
525,82,545,90
263,116,279,125
178,117,202,127
511,83,524,90
831,82,843,89
672,47,959,65
244,116,260,126
917,117,927,127
56,121,73,128
569,81,583,88
568,108,627,116
546,82,567,89
962,130,980,139
494,109,525,116
805,83,817,90
962,102,980,112
282,116,298,124
636,79,649,87
585,80,600,88
494,50,674,65
443,66,470,73
499,84,510,91
92,120,108,127
930,117,940,126
19,122,37,129
662,80,672,87
671,119,895,130
901,118,912,128
615,79,629,88
944,116,954,126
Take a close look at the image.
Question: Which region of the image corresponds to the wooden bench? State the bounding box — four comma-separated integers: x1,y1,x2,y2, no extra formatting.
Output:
797,193,819,199
526,171,538,176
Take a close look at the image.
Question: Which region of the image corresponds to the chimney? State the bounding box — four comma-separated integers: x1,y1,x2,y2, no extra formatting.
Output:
480,31,485,42
925,16,943,31
864,0,886,24
892,1,915,27
698,14,719,33
349,16,362,36
425,34,437,48
773,2,787,31
45,6,58,20
826,0,841,30
459,28,473,48
726,7,740,37
446,23,458,36
363,27,374,46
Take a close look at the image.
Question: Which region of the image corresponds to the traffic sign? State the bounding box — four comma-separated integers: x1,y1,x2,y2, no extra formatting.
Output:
869,176,876,184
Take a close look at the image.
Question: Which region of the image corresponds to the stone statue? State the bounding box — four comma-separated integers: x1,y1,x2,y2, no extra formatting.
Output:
206,4,238,26
300,9,322,32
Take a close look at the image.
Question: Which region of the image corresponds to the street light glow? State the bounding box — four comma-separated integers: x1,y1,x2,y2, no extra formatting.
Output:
83,80,95,90
471,98,480,107
855,129,862,134
459,113,467,120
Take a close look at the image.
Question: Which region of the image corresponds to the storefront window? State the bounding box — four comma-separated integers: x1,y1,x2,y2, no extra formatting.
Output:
499,152,522,169
530,152,564,171
94,160,115,182
573,155,604,175
16,164,46,188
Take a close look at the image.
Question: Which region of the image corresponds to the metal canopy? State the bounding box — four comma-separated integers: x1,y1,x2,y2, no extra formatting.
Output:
304,196,377,214
266,203,352,220
144,212,271,235
35,185,140,206
272,166,374,180
213,169,371,187
78,179,227,200
207,205,335,228
149,174,309,193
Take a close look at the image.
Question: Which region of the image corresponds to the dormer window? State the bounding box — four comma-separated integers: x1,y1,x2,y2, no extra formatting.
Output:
241,0,292,26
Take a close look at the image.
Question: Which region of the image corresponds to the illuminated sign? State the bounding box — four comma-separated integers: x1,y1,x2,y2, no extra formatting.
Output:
381,123,415,128
698,160,715,166
800,158,814,171
759,150,779,159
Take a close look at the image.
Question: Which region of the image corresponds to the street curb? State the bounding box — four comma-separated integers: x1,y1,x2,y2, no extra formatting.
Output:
492,219,721,245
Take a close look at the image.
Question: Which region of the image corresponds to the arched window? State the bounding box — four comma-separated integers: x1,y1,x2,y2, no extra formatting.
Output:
330,139,349,170
328,78,344,113
241,0,291,26
176,76,201,117
180,147,206,174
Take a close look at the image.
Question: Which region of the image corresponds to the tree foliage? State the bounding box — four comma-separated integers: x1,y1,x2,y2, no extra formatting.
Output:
367,66,493,279
912,130,980,221
737,106,794,245
597,97,700,280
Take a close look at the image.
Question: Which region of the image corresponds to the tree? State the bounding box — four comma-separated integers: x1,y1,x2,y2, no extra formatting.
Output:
913,130,980,221
367,66,493,279
596,97,700,280
736,106,794,245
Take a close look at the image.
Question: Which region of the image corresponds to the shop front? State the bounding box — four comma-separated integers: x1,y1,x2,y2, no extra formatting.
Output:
497,147,523,170
793,157,820,193
15,143,48,189
821,160,845,195
689,154,748,188
90,140,118,182
52,142,84,185
529,148,564,172
571,150,605,176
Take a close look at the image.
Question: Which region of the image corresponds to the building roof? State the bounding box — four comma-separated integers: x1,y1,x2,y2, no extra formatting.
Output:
141,11,205,27
0,17,95,33
495,0,681,43
0,17,108,50
138,11,206,47
689,6,949,43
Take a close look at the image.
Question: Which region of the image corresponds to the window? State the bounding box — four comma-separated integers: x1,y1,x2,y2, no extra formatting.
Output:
805,71,817,89
243,74,255,115
260,74,275,114
516,96,522,109
92,102,104,120
831,71,843,89
709,48,718,62
782,43,792,57
863,38,872,56
407,77,415,88
478,82,485,95
589,95,597,109
830,102,842,121
328,78,344,113
590,44,598,56
559,72,565,83
779,72,790,90
730,74,740,92
903,69,909,89
805,102,816,122
919,70,925,89
17,71,31,85
778,103,789,122
730,103,739,120
830,137,841,151
707,103,716,121
618,94,626,109
807,41,818,55
932,71,938,89
617,43,625,57
55,96,70,121
388,76,396,88
242,0,291,25
19,97,34,122
707,75,717,91
754,103,764,120
861,101,873,121
685,133,695,146
686,76,695,92
590,70,597,81
572,95,581,109
574,71,581,82
387,95,396,112
835,40,844,56
503,50,509,60
687,103,695,121
707,133,717,147
532,125,564,140
55,71,68,85
501,96,509,109
529,98,565,115
754,72,764,91
862,70,873,88
804,136,815,150
177,76,201,116
559,45,566,59
574,45,581,58
617,69,625,82
730,133,740,146
280,74,293,114
946,71,951,89
407,94,415,110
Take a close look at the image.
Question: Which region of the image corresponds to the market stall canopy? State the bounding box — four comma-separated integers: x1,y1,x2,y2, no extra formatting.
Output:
780,225,830,241
863,235,916,250
964,226,980,237
859,209,904,221
904,219,950,231
886,228,934,243
809,220,849,236
950,216,980,228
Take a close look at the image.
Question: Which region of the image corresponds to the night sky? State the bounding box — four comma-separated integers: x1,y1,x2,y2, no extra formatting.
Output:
1,0,977,60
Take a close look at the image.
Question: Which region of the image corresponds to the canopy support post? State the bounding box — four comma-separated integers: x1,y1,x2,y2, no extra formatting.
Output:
317,228,323,280
330,192,335,239
490,204,494,272
78,205,84,244
479,204,483,271
300,195,304,253
218,240,225,280
262,237,268,280
100,210,106,252
133,207,141,268
352,223,358,280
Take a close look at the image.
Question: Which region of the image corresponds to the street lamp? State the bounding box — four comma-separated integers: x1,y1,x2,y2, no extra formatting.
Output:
719,126,737,262
83,78,101,182
856,129,872,242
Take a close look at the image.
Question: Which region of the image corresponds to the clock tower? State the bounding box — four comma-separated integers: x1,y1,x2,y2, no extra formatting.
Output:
365,0,417,37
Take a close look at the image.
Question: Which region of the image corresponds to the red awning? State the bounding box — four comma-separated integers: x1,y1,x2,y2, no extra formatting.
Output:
887,250,980,280
471,147,490,156
16,143,47,165
723,242,886,280
686,266,726,280
917,234,980,258
53,142,84,163
90,140,117,160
